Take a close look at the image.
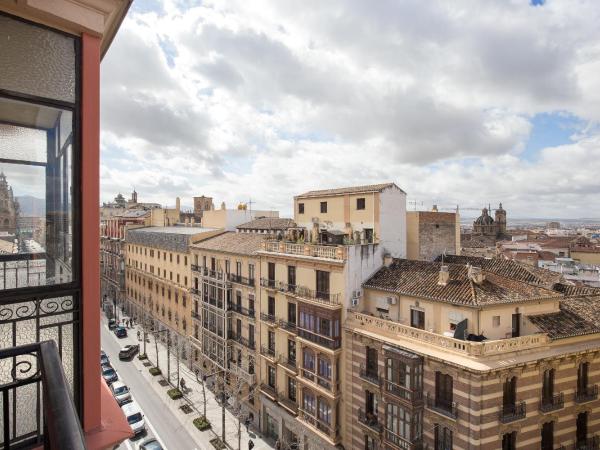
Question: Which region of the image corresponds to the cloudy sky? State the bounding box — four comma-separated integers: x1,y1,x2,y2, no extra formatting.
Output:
100,0,600,219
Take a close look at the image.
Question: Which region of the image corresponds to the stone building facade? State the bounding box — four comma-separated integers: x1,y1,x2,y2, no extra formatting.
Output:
0,172,19,235
407,210,461,261
345,256,600,450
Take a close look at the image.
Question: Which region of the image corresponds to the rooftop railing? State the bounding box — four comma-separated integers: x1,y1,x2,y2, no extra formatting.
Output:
1,341,86,450
261,241,346,261
348,312,550,357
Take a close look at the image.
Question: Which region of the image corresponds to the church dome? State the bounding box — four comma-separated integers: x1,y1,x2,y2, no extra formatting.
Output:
474,208,494,226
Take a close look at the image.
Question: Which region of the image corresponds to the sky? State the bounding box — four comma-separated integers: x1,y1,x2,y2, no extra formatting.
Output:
100,0,600,219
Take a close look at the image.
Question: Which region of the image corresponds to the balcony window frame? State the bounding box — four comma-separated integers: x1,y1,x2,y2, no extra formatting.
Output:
0,10,83,413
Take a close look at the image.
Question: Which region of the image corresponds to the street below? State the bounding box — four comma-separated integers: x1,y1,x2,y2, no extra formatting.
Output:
101,320,200,450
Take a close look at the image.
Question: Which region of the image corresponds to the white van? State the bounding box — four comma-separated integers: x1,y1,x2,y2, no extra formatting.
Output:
111,381,131,405
121,401,145,435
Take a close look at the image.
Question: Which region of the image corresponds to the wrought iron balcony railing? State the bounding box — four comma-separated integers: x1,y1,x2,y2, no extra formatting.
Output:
259,278,341,306
358,408,383,433
425,392,458,420
1,341,86,450
575,384,598,404
297,328,341,350
539,392,564,413
499,401,526,423
278,319,297,333
227,273,256,287
228,303,255,319
260,345,277,360
278,392,298,414
279,355,298,372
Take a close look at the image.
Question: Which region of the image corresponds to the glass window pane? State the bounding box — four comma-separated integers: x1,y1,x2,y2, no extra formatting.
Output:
0,15,76,102
0,96,74,289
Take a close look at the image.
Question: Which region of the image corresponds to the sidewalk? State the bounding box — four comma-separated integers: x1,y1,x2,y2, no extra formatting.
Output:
106,308,274,450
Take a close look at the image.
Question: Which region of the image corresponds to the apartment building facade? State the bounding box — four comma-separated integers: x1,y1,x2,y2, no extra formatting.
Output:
345,256,600,450
257,183,407,449
189,232,265,425
124,226,220,361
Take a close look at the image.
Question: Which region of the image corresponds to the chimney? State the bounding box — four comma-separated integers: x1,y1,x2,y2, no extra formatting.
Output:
383,253,393,267
468,265,485,284
438,265,450,286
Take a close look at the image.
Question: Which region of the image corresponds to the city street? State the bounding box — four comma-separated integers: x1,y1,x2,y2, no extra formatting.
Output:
102,322,200,450
101,307,274,450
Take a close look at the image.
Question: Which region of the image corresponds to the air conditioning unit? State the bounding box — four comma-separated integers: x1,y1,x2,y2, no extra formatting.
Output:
351,297,359,307
352,289,362,299
387,297,397,305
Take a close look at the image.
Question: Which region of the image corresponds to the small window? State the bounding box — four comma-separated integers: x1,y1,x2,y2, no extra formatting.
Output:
298,203,305,214
493,316,501,327
320,201,327,213
357,198,365,210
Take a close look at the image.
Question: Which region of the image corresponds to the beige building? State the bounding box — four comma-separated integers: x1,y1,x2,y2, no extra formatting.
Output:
256,183,407,449
124,226,221,362
345,255,600,450
407,210,461,261
202,204,279,230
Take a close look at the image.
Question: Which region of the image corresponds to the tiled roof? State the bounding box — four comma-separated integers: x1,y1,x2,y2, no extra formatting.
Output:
295,182,404,198
126,227,215,253
528,296,600,339
554,283,600,297
364,259,560,307
236,217,296,230
436,255,564,287
191,232,265,256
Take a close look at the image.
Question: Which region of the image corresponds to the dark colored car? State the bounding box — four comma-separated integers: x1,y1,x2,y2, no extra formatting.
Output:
119,344,139,360
108,318,117,329
101,365,118,385
100,353,110,366
114,326,127,338
139,438,163,450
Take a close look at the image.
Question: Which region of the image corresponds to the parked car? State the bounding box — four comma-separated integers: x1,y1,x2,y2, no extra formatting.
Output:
114,326,127,338
101,365,118,385
100,351,110,367
110,381,131,405
108,318,117,329
139,438,163,450
119,344,139,360
122,401,145,436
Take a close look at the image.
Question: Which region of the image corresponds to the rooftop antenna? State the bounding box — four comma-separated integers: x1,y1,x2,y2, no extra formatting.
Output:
247,198,254,216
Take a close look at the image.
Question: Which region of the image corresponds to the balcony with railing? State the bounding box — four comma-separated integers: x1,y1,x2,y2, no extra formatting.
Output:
260,383,278,400
260,345,278,361
298,408,339,443
575,385,598,404
348,311,551,358
297,328,341,350
278,319,297,334
227,273,256,288
499,401,526,423
261,241,347,261
260,312,278,325
191,263,201,273
278,392,298,415
575,436,600,450
539,392,564,413
227,331,256,351
384,380,423,403
385,429,423,450
299,368,339,395
279,355,298,373
1,341,87,449
425,392,458,420
228,303,256,320
228,362,256,386
359,364,381,386
358,408,383,433
259,278,342,308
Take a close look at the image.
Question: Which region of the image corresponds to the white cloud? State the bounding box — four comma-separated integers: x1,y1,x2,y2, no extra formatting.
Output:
100,0,600,218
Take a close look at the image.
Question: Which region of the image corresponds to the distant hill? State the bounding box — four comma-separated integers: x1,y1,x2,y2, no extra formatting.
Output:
16,196,45,217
